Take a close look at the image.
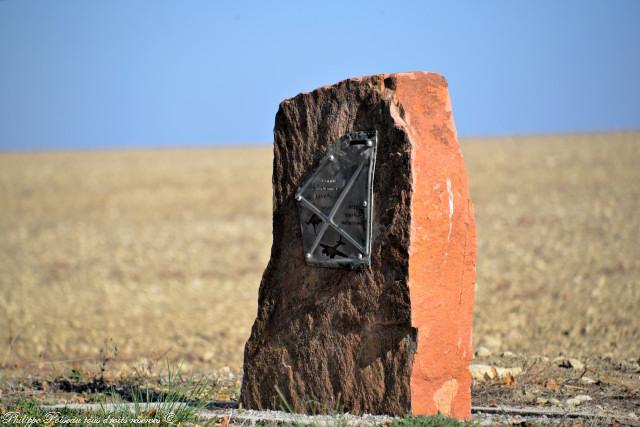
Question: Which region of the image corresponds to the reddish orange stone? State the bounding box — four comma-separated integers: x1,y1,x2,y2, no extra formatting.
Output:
394,73,476,418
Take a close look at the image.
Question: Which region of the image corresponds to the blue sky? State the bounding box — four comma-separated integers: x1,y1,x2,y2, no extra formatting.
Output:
0,1,639,150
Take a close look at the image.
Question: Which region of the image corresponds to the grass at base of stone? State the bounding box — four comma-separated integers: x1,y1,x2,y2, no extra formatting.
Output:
392,414,475,427
275,384,348,416
273,385,472,427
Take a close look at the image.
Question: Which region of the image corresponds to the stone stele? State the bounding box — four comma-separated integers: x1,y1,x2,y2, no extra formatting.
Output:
241,72,476,419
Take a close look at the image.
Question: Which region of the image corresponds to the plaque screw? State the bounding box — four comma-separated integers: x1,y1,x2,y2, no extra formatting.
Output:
358,253,363,260
362,201,368,207
305,253,312,259
328,154,335,161
295,194,302,201
366,140,373,147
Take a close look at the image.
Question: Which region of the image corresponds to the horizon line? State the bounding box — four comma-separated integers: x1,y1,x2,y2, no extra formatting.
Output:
1,129,638,154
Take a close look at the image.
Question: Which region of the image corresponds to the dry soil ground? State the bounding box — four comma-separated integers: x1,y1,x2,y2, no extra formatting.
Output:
0,132,638,421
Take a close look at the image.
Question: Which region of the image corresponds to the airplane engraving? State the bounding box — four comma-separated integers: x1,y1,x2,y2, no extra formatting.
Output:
320,236,348,259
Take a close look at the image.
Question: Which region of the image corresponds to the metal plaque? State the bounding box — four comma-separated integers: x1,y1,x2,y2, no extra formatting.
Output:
295,130,377,269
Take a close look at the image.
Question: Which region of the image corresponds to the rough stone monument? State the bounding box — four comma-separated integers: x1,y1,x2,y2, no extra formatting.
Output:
241,72,476,419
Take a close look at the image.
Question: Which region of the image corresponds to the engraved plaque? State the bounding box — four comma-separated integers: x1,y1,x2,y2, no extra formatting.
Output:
296,130,377,268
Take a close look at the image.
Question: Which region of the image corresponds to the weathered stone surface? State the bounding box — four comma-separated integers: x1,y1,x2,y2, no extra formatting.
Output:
241,72,476,419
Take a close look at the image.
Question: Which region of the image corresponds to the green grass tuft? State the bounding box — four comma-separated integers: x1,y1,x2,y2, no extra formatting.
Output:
393,413,476,427
96,360,214,425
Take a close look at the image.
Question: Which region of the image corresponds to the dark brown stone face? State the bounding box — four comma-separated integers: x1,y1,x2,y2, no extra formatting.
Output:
241,75,416,416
